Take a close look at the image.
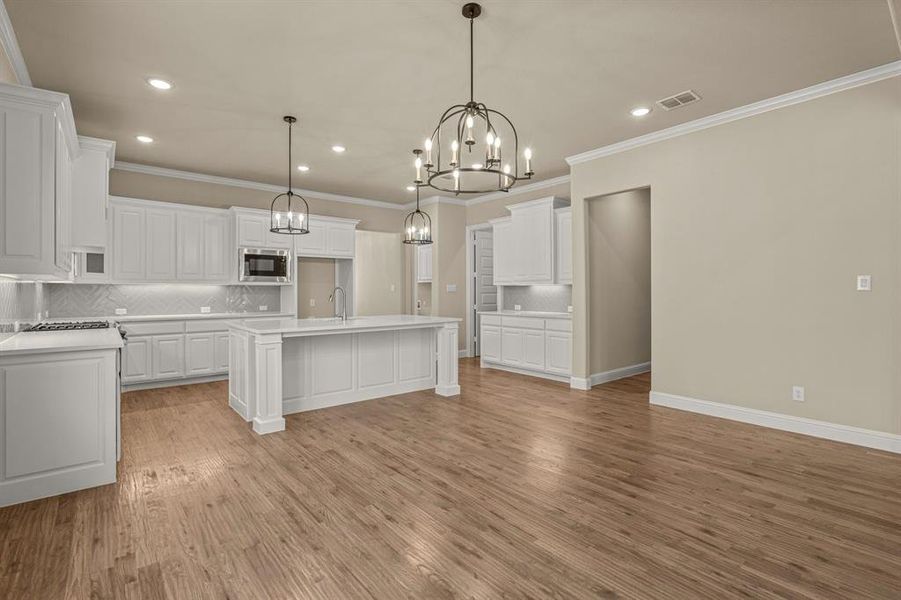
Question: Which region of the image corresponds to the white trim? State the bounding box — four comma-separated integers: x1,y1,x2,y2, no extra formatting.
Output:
77,136,116,167
590,362,651,386
0,0,31,86
464,222,493,359
566,60,901,166
467,174,571,206
481,361,571,384
405,194,468,210
889,0,901,56
113,161,408,210
650,391,901,455
458,349,470,358
122,374,228,392
569,376,590,390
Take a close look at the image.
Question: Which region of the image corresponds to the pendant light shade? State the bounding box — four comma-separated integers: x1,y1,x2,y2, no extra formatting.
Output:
270,116,310,235
414,3,535,195
403,181,432,245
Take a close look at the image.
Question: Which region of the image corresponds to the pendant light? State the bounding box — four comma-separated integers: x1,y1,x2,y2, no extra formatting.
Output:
403,175,432,245
270,116,310,235
413,3,535,195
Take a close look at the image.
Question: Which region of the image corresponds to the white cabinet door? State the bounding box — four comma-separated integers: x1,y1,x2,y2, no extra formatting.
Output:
511,203,554,283
326,224,355,256
237,214,268,247
492,219,514,285
555,209,572,284
480,325,500,361
54,121,73,273
185,333,215,375
266,227,294,250
71,147,110,251
203,214,229,281
296,219,326,255
214,332,229,373
417,244,433,282
545,331,572,375
112,204,146,281
177,211,204,280
522,330,546,370
122,336,152,382
500,328,524,366
146,209,177,280
152,334,185,380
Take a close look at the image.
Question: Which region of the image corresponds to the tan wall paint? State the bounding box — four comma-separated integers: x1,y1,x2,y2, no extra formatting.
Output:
0,42,18,84
354,230,403,316
588,188,651,374
465,182,571,225
571,77,901,434
432,203,467,350
296,258,336,318
109,170,405,232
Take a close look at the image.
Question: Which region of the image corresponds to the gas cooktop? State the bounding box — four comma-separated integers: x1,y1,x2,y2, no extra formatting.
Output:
25,321,112,332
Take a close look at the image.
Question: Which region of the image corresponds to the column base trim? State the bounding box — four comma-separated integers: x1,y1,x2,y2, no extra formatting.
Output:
252,417,286,435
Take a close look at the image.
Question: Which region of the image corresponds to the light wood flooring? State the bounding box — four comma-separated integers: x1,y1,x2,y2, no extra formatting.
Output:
1,358,900,599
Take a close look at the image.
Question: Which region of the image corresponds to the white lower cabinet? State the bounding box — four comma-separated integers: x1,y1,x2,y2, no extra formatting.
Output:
480,314,571,380
214,332,229,373
151,335,185,380
185,333,215,375
122,336,152,383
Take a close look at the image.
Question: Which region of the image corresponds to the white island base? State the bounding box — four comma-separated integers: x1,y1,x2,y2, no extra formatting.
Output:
227,316,461,434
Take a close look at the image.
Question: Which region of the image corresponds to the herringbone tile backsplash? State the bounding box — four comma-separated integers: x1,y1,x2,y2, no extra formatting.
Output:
502,285,572,313
0,281,44,332
47,284,282,318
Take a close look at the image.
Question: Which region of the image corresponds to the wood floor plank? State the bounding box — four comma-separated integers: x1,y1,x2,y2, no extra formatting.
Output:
1,360,900,598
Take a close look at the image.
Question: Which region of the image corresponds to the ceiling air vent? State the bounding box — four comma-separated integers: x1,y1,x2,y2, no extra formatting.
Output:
656,89,701,111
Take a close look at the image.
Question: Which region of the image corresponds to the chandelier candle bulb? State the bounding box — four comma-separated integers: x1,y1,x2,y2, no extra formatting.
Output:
424,138,433,166
451,140,459,166
486,132,495,160
524,147,533,175
414,156,423,183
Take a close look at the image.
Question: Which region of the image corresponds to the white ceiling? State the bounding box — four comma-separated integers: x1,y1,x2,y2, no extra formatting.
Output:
6,0,899,203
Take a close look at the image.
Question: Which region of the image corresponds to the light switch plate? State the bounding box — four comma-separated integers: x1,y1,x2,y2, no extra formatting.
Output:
856,275,872,291
309,298,316,307
115,308,127,315
792,386,805,402
446,284,457,293
259,305,268,311
200,306,211,313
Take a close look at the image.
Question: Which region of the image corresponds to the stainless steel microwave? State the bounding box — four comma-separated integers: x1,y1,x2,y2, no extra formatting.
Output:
239,248,292,283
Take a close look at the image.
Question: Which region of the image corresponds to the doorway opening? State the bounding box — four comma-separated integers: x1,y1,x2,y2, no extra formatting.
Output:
465,224,497,357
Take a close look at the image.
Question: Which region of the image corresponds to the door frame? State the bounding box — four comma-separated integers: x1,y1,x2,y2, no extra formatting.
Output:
465,222,494,359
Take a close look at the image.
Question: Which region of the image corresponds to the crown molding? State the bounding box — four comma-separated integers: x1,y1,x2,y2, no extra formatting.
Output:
0,0,30,86
113,161,408,210
889,0,901,56
77,136,117,168
466,174,571,206
566,60,901,166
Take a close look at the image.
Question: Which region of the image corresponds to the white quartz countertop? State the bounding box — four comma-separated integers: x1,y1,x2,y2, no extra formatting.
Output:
0,328,124,356
478,310,572,319
53,312,295,323
228,314,461,336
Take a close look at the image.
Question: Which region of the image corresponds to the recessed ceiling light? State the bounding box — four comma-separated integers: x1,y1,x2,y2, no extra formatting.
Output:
630,106,651,117
147,78,172,90
406,185,416,192
136,135,154,144
331,145,346,153
297,165,310,172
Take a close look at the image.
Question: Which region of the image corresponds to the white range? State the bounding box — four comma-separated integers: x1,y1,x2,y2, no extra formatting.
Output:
226,315,461,434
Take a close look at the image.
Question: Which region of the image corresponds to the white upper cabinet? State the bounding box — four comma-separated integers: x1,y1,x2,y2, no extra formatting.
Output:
146,209,177,280
0,83,78,279
417,244,433,283
177,211,205,280
111,203,146,281
490,197,569,286
71,137,115,252
203,214,230,281
232,208,292,250
555,207,572,284
296,222,326,255
233,208,358,259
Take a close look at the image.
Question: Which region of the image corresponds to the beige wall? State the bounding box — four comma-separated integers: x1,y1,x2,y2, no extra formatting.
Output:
571,77,901,435
0,41,18,85
354,230,403,316
296,258,336,318
465,181,571,225
110,170,405,233
430,203,467,349
588,188,651,374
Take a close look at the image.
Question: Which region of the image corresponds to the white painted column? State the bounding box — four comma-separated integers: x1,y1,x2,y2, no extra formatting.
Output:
251,332,286,434
435,323,460,396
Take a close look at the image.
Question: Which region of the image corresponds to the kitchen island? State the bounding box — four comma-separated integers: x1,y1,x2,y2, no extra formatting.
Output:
227,315,461,434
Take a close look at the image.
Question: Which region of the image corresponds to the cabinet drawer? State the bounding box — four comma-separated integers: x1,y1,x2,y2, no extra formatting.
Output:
546,319,572,332
501,316,544,330
185,319,233,333
122,320,185,336
481,314,501,326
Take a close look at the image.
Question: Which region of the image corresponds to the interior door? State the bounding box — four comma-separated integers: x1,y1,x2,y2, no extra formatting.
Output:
473,229,497,356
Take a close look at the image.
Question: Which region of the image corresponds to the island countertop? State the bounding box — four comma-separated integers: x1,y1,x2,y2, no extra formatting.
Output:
227,314,461,336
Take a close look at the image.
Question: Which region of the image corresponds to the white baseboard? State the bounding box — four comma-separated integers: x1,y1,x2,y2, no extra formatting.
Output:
459,349,470,358
480,360,571,384
570,362,651,390
650,391,901,455
123,374,228,391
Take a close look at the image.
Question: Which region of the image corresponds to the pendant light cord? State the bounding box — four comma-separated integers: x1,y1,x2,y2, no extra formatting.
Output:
469,16,474,103
287,120,293,194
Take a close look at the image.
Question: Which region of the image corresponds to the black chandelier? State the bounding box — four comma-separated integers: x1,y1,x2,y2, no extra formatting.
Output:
413,2,534,195
270,116,310,235
402,178,432,245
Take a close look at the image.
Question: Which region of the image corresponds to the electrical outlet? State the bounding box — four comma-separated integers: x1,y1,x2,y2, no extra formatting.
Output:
200,306,211,314
514,304,522,311
567,305,573,313
259,305,268,311
390,284,396,292
446,284,457,292
792,386,805,402
309,298,316,307
115,308,127,315
856,275,872,291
